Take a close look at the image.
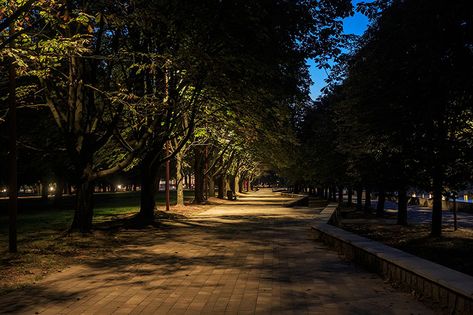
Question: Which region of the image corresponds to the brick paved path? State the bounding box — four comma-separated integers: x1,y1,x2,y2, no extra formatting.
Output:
1,189,433,314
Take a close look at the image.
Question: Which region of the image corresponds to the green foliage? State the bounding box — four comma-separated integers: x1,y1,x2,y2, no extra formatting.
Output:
1,0,355,229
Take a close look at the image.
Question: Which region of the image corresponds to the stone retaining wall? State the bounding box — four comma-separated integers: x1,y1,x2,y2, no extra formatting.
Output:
312,203,473,314
279,192,307,198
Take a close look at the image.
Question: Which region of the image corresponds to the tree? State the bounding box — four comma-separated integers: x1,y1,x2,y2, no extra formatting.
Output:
2,0,355,232
316,0,473,233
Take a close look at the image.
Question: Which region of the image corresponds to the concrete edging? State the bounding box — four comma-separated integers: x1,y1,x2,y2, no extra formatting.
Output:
312,203,473,314
279,192,308,208
279,192,307,198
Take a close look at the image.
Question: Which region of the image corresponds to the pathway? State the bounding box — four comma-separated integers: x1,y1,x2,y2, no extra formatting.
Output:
0,189,433,314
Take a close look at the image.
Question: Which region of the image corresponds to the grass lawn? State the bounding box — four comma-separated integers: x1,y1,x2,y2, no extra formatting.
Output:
0,191,195,230
0,191,196,294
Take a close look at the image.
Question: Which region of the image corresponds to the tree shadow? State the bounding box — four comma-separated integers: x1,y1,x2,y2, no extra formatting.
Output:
0,199,425,314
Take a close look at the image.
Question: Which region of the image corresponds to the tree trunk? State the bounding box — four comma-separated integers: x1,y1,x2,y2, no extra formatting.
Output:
234,175,240,194
364,188,371,213
194,147,206,203
347,187,353,206
338,186,343,204
208,176,216,198
8,34,17,252
176,151,184,206
376,189,385,217
397,188,408,225
41,181,49,201
238,178,244,193
71,180,95,233
356,186,363,211
431,173,443,236
139,162,159,222
225,176,231,194
217,175,225,199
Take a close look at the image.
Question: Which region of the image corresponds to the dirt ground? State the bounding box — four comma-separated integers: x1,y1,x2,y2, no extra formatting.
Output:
340,208,473,277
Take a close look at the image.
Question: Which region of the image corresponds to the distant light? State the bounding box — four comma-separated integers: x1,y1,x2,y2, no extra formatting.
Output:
49,186,55,192
117,185,122,190
411,193,416,198
1,189,6,193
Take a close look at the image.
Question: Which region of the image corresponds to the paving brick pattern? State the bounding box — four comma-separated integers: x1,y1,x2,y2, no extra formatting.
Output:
0,190,433,314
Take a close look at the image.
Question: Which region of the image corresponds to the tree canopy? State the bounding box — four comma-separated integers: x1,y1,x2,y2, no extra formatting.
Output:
286,0,473,236
1,0,353,235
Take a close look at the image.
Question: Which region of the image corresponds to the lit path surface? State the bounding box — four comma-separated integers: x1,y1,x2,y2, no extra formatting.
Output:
0,189,432,314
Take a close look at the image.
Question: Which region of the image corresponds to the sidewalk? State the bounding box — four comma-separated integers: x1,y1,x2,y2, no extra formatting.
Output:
0,189,432,314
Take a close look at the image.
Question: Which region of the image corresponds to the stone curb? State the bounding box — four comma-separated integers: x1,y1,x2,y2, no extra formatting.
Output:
282,196,308,207
312,203,473,314
279,192,307,198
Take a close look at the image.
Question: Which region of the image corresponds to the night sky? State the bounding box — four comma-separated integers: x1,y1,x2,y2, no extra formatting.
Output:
309,0,370,100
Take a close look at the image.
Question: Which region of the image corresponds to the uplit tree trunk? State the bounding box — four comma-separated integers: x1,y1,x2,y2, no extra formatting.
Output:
184,173,188,189
376,189,385,216
234,174,240,195
397,188,408,225
225,176,231,194
176,151,184,206
208,176,216,198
